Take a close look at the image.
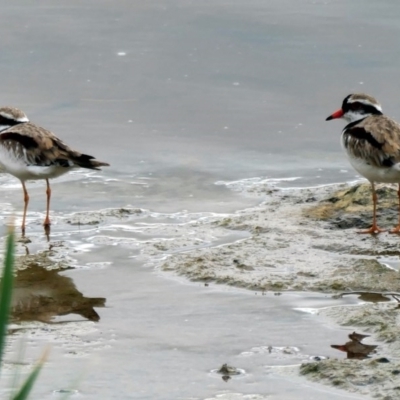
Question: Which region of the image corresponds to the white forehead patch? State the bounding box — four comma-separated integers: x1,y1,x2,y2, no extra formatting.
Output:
16,116,29,122
0,111,29,122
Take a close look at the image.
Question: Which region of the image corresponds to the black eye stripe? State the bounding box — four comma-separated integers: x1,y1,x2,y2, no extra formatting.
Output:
350,102,362,110
343,100,382,115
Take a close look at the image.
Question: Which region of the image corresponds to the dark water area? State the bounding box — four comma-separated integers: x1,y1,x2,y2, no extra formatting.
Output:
0,0,398,399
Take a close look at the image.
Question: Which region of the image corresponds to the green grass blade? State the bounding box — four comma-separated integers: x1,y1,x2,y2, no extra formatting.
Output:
0,231,15,371
11,357,45,400
9,338,27,396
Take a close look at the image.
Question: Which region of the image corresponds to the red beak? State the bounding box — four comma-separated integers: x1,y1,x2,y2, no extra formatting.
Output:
326,109,344,121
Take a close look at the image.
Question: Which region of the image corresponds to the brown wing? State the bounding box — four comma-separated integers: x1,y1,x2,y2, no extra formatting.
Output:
0,122,109,170
342,115,400,168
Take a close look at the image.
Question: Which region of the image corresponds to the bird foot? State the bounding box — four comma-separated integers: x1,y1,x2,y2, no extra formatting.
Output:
389,225,400,234
43,223,51,242
358,225,385,234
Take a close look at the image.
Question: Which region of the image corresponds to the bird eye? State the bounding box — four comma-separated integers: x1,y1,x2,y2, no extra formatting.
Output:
350,102,362,110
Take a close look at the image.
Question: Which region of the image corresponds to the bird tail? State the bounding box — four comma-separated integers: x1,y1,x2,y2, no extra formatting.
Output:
74,153,110,170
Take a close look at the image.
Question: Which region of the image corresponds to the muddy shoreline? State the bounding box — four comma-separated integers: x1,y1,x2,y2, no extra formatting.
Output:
160,182,400,293
154,180,400,399
6,180,400,399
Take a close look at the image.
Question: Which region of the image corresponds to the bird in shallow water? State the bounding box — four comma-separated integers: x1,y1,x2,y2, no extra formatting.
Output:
326,93,400,234
0,107,109,235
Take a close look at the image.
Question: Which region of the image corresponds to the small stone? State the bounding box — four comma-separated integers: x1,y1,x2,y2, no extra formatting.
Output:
376,357,390,363
217,363,241,375
392,370,400,375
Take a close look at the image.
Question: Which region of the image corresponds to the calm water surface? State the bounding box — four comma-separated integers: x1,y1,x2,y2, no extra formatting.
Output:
1,0,399,398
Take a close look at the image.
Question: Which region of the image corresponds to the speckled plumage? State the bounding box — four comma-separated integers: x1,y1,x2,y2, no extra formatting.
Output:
342,114,400,170
0,121,108,174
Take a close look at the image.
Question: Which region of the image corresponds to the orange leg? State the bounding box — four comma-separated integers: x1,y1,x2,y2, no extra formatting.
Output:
358,182,385,234
21,182,29,235
44,179,51,227
390,183,400,233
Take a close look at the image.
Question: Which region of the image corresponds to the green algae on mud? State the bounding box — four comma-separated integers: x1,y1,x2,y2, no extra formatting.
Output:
160,182,400,293
300,358,400,398
66,207,143,226
304,182,399,230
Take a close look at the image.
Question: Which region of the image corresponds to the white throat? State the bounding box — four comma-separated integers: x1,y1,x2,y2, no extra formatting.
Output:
0,125,11,132
343,111,368,123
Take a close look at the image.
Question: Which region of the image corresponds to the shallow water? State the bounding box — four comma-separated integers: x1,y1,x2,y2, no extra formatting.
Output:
3,218,366,400
1,0,399,398
0,185,367,400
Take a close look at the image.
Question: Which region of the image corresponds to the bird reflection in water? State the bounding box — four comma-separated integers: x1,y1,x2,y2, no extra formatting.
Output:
11,263,105,323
